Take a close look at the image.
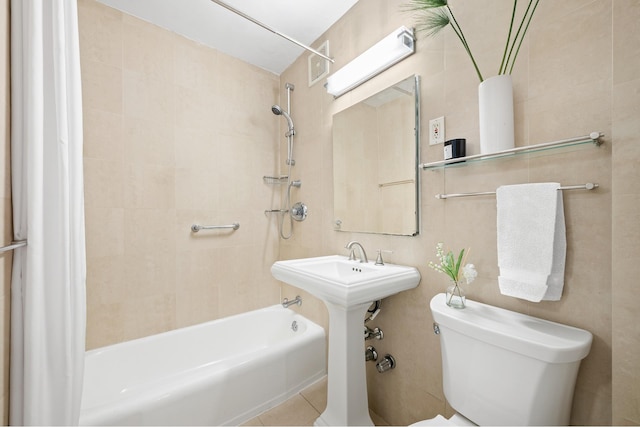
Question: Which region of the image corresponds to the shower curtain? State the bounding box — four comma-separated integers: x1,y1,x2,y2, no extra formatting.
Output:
9,0,86,425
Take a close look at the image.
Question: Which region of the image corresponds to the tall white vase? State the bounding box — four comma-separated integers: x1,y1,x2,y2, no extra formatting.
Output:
478,74,515,154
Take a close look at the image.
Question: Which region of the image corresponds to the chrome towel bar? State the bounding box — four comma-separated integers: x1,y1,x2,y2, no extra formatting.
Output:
191,223,239,232
0,240,27,254
435,183,598,199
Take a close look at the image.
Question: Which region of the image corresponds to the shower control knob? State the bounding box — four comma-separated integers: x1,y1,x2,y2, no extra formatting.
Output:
376,354,396,373
291,202,308,221
365,346,378,362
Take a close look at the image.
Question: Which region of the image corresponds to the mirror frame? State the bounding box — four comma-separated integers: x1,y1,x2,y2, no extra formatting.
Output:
332,75,421,236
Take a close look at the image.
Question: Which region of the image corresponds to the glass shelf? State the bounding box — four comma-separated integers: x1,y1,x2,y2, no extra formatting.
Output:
420,132,603,170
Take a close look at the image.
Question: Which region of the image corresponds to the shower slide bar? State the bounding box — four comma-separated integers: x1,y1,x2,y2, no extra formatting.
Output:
435,182,598,199
0,240,27,254
209,0,334,63
191,223,240,232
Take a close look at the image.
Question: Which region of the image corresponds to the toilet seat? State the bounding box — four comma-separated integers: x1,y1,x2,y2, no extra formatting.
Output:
410,413,476,426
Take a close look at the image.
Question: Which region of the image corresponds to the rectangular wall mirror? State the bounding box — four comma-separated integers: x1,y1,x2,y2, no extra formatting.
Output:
332,75,420,236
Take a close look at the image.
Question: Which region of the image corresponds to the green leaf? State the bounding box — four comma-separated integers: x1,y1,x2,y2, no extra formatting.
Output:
455,248,464,279
418,8,451,37
402,0,448,12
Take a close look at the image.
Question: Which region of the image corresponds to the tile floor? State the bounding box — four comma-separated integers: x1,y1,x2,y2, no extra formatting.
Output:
241,377,389,426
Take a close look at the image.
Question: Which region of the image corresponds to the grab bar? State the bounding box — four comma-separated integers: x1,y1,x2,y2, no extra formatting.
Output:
435,182,598,199
0,240,27,254
191,223,239,232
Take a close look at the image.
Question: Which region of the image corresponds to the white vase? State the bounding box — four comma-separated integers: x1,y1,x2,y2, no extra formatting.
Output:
478,74,515,155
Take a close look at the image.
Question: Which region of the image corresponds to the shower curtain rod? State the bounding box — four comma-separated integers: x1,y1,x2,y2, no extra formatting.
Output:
209,0,334,63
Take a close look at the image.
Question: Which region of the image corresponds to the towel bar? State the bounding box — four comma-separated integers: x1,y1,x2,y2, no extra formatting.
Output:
435,183,598,199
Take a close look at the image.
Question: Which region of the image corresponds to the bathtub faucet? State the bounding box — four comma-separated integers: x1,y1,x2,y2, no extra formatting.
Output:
282,295,302,308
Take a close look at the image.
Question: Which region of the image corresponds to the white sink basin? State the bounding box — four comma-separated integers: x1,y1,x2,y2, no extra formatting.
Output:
271,255,421,307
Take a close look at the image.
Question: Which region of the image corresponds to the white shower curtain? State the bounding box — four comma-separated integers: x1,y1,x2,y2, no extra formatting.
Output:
9,0,86,425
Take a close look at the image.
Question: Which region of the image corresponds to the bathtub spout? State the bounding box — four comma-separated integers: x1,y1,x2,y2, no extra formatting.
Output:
282,295,302,308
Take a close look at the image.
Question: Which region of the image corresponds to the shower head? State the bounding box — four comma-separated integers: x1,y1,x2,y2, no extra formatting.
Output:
271,104,294,133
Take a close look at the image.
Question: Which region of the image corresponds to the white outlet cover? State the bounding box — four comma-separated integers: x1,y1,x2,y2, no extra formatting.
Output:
429,116,445,145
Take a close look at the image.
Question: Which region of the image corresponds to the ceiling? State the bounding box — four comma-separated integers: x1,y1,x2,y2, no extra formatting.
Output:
96,0,359,75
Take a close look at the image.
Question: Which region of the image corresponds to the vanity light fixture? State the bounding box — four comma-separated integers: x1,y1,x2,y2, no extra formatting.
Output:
325,26,415,98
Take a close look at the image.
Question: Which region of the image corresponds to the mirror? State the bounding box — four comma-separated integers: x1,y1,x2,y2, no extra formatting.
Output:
333,75,420,236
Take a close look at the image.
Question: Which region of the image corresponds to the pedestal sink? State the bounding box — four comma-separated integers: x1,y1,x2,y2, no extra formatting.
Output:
271,255,421,426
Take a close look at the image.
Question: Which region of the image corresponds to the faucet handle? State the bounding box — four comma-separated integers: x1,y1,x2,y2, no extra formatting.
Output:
374,249,393,266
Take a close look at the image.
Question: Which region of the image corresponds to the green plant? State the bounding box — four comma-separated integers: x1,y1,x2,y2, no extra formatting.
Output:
403,0,541,82
428,242,476,284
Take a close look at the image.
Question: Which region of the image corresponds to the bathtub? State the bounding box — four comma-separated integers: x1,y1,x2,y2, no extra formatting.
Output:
79,305,326,426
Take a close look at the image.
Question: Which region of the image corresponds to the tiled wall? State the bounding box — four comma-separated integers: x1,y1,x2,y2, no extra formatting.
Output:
78,0,283,349
0,0,9,422
611,1,640,425
278,0,639,425
4,1,631,426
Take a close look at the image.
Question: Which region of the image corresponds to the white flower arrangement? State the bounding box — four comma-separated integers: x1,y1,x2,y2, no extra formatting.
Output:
428,242,477,285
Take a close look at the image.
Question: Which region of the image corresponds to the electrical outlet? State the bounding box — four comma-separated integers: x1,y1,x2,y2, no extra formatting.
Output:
429,116,445,145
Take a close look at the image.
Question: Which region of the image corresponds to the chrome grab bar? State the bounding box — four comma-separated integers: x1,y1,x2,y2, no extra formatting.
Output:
0,240,27,254
191,223,239,232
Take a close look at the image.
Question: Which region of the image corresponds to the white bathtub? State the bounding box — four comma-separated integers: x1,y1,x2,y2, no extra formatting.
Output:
80,305,326,426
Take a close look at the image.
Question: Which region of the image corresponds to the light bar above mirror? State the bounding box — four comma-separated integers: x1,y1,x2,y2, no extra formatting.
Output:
326,26,415,98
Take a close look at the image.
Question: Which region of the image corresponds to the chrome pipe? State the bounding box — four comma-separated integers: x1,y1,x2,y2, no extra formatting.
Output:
209,0,334,63
282,295,302,308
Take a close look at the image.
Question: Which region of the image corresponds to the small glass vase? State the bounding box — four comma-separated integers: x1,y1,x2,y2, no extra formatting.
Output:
446,281,466,309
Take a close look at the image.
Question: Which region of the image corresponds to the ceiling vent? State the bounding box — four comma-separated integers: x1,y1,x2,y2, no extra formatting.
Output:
308,40,330,87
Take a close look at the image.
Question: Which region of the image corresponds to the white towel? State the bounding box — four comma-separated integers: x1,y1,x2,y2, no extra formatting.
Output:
496,183,566,302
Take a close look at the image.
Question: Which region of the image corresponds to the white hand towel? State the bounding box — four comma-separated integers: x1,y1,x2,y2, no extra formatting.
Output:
496,183,566,302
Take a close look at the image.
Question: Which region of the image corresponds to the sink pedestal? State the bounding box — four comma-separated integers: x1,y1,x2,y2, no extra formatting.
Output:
315,301,373,427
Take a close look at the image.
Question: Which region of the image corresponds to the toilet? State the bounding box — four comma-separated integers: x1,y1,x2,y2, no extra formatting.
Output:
412,294,593,426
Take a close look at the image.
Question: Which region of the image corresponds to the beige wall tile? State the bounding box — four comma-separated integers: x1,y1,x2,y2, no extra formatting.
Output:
1,0,10,421
78,0,122,68
72,0,640,426
612,2,640,425
279,0,621,425
80,0,281,353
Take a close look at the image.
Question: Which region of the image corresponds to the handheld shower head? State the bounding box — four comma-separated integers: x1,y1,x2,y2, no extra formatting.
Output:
271,104,294,133
271,105,283,115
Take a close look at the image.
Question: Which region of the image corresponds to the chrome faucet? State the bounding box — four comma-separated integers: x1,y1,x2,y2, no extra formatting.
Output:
345,241,368,263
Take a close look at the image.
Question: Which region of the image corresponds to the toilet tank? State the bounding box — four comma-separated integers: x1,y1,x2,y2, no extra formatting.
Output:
430,294,592,426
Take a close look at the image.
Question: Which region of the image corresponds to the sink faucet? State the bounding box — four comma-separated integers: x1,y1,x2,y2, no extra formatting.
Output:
345,241,368,263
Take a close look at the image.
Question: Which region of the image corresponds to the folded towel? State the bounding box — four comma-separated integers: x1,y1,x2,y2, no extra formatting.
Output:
496,183,566,302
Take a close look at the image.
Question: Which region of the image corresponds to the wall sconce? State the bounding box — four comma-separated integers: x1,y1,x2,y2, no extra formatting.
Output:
326,26,415,98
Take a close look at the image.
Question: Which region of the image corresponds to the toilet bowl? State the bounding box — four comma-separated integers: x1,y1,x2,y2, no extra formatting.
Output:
412,294,592,426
